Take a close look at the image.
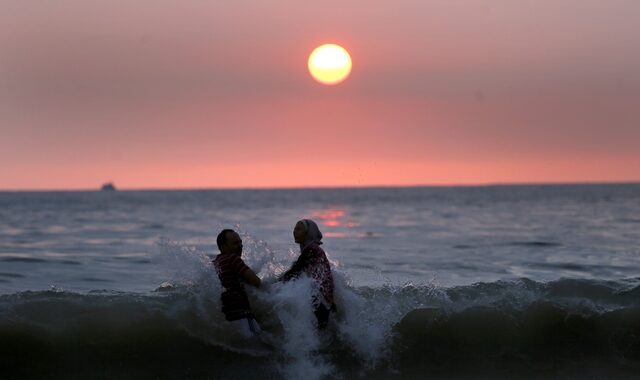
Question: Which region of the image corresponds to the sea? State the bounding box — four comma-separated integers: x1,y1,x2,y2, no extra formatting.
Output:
1,184,639,379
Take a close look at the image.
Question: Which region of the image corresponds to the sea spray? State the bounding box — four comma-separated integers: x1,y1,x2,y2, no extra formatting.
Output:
332,271,394,368
154,237,217,289
2,280,640,379
5,235,636,378
264,278,334,379
154,235,342,377
152,235,406,378
153,238,247,352
151,236,462,377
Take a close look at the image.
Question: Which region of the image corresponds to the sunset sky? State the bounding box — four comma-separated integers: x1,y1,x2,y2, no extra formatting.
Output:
1,1,639,189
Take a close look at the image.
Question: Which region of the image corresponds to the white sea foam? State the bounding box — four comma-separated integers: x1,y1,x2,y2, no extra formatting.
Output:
152,235,417,379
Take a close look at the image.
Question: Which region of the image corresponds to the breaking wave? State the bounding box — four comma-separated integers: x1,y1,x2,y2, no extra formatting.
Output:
2,239,640,379
1,276,639,379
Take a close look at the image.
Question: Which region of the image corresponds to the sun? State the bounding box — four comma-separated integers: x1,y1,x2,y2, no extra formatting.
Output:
307,44,352,85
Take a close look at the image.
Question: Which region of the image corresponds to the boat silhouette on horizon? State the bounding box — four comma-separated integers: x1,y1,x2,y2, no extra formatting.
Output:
101,182,117,191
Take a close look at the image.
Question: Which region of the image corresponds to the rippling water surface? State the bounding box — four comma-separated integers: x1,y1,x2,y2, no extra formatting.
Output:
1,184,639,379
1,184,638,292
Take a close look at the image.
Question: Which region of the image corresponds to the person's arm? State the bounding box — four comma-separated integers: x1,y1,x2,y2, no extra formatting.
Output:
280,252,310,281
242,268,262,288
232,256,261,288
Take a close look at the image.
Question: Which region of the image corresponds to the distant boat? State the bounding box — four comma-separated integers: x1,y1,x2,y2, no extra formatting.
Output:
101,182,117,191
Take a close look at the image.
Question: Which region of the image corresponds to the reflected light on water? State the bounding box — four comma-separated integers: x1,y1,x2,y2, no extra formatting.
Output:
310,208,359,228
324,232,349,238
309,208,360,239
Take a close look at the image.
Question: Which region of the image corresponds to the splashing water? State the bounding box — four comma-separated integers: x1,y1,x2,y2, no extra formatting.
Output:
151,233,408,379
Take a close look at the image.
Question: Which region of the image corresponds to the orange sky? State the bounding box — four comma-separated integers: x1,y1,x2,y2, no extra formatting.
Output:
1,1,639,189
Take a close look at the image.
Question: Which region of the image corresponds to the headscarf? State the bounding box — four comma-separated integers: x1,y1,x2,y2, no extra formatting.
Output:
299,219,323,250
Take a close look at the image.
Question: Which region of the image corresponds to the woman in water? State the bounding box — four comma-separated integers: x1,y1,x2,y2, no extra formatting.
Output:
281,219,337,329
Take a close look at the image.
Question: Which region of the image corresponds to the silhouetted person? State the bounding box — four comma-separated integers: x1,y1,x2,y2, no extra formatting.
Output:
213,229,262,337
281,219,337,329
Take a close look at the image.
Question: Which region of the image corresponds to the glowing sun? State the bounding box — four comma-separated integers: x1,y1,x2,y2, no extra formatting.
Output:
308,44,352,85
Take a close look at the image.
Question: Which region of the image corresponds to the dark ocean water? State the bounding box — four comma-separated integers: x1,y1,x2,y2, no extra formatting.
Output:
1,184,639,378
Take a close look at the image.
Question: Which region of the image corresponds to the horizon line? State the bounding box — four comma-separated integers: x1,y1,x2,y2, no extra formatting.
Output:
1,180,639,193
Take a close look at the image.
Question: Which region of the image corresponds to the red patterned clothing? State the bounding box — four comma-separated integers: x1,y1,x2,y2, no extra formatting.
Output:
282,243,335,306
213,253,253,321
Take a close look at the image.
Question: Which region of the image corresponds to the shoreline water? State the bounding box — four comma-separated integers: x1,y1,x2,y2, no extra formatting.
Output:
1,277,639,379
1,184,639,378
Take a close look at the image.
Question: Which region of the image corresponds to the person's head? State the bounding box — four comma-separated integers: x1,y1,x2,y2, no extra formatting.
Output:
293,219,323,246
217,229,243,255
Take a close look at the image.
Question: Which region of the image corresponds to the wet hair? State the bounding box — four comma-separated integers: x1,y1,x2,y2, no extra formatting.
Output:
216,229,236,251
